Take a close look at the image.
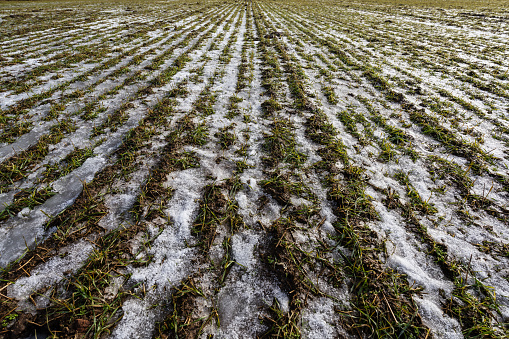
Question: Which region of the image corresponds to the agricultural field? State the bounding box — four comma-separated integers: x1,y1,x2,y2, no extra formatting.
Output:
0,0,508,337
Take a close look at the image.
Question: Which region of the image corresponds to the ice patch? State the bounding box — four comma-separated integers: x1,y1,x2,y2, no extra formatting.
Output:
0,156,107,268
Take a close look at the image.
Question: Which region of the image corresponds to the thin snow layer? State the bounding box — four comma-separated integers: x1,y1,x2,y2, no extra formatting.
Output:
113,15,254,334
231,230,259,271
285,5,509,333
367,157,509,320
0,16,197,162
217,230,289,339
373,202,454,294
98,194,137,231
415,297,463,339
3,1,509,337
111,168,204,339
111,298,164,339
217,273,283,339
301,298,339,339
0,16,216,267
7,239,95,310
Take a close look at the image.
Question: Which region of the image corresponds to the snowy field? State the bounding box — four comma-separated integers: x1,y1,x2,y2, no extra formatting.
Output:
0,0,508,337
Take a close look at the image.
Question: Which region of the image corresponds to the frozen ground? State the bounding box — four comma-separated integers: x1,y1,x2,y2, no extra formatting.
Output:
0,0,508,338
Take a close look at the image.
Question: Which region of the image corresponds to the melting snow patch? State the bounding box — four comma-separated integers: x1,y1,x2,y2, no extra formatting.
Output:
111,298,161,339
231,230,259,271
217,273,286,339
112,168,205,337
415,297,463,339
98,193,137,231
301,297,339,339
8,239,95,312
